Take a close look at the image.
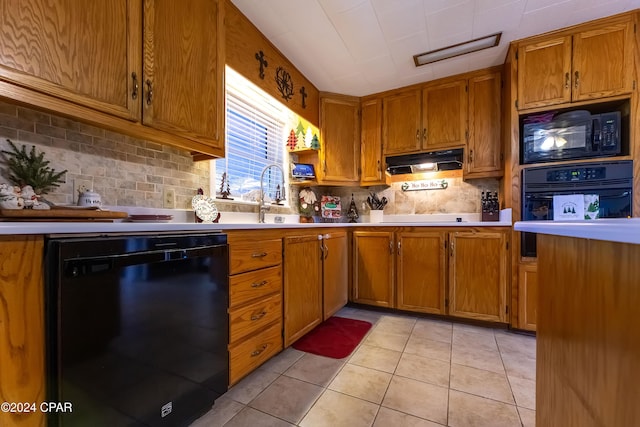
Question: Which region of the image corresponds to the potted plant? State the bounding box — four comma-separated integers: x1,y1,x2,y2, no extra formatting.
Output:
0,139,67,209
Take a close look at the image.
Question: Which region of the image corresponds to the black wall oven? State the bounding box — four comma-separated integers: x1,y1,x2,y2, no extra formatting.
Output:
521,160,632,257
45,232,229,427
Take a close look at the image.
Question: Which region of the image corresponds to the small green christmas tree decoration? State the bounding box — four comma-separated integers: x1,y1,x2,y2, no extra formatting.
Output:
296,121,305,137
1,139,67,194
311,134,320,150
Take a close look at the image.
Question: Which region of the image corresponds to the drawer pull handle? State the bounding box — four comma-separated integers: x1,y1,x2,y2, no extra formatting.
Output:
251,252,268,258
251,280,268,288
251,311,267,321
251,344,268,357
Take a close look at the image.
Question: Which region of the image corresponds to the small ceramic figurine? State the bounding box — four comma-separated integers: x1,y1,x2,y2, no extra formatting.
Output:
0,183,24,209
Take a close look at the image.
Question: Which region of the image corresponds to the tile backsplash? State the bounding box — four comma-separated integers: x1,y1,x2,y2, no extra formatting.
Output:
0,100,498,216
0,101,209,208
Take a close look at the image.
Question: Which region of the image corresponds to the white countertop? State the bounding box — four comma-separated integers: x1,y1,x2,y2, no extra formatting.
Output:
514,218,640,245
0,209,512,235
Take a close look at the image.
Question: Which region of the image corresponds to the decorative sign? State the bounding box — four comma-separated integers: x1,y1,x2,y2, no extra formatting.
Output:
553,194,597,220
401,179,448,192
275,67,294,101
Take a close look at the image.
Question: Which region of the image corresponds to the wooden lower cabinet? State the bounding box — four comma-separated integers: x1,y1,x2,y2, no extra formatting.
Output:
448,231,509,322
517,263,537,331
352,231,394,307
0,235,45,427
227,234,283,385
283,234,323,346
229,322,282,385
322,231,349,320
396,231,447,314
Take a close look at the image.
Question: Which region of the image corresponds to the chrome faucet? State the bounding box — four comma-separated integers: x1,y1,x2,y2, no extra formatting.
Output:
258,163,286,223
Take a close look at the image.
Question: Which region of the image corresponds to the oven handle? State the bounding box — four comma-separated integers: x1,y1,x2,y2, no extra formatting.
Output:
63,244,226,277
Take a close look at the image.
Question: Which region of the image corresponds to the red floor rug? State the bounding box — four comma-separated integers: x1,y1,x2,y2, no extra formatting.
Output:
292,316,372,359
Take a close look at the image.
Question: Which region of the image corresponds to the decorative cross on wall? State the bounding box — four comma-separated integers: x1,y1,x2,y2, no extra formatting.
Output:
255,50,268,79
299,86,307,109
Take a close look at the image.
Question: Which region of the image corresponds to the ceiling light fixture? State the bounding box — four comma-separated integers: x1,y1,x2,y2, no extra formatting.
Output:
413,32,502,67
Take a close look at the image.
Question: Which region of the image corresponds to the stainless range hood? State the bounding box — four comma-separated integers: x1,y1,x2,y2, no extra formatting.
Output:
386,149,463,175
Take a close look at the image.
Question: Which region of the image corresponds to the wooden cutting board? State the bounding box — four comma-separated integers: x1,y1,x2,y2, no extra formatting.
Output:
0,208,128,221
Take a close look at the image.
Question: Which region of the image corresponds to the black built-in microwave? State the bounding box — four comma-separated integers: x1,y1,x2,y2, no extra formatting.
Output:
522,110,621,164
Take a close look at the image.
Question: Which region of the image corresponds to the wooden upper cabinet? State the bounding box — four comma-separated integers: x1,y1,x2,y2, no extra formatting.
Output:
0,0,141,120
448,231,509,323
396,232,447,315
517,36,572,109
383,90,422,155
382,79,468,156
517,15,634,110
422,79,467,150
572,20,634,102
360,98,385,185
466,70,502,178
319,94,360,182
143,0,224,149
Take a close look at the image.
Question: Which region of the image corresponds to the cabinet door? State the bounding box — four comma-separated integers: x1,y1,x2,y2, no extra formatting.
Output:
360,98,385,185
0,0,141,120
143,0,224,149
382,90,422,155
572,20,634,101
284,234,323,346
0,236,45,427
396,232,447,315
518,263,537,331
352,231,394,307
319,95,360,182
466,71,503,178
517,36,572,109
422,79,467,150
449,231,508,322
322,231,349,320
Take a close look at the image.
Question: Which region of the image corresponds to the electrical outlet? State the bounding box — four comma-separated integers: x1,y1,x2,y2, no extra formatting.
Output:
163,188,175,209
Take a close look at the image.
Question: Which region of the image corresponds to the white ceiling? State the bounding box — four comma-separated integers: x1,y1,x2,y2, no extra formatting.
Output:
230,0,640,96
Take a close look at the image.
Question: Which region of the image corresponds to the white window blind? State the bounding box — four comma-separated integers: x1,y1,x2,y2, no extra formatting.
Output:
214,67,287,203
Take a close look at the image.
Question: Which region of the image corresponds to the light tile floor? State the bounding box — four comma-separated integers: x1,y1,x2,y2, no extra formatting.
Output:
192,307,536,427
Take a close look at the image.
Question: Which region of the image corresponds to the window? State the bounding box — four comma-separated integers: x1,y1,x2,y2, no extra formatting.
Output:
213,67,288,204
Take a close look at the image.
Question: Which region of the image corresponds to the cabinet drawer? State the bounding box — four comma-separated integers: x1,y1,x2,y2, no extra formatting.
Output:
230,294,282,344
229,239,282,274
230,265,282,308
229,321,282,385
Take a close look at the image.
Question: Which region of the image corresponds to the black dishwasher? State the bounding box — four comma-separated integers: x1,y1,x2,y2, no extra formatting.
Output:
45,232,229,427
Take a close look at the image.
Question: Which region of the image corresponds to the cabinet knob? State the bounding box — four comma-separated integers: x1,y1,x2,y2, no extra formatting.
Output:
415,129,420,141
251,280,268,288
251,310,267,321
145,79,153,105
251,344,268,357
422,128,427,141
131,72,139,100
469,149,474,163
